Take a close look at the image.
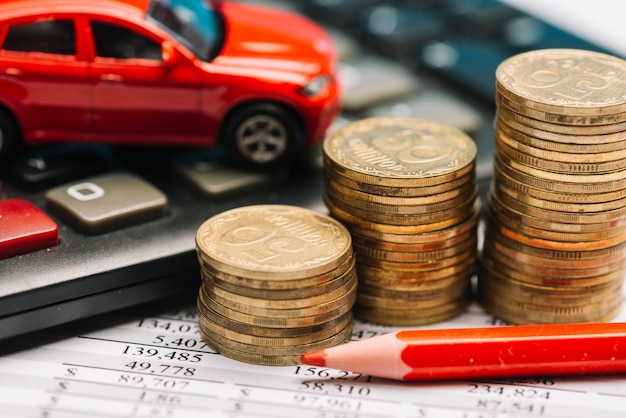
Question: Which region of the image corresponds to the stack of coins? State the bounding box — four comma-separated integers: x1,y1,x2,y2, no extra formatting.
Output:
480,48,626,324
323,117,479,325
195,204,357,366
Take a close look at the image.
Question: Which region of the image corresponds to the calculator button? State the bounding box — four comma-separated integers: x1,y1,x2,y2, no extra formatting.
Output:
173,158,281,198
45,172,168,234
0,198,58,259
7,147,108,191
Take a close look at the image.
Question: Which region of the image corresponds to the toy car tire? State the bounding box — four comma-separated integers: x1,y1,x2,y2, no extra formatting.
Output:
0,110,19,161
224,103,302,170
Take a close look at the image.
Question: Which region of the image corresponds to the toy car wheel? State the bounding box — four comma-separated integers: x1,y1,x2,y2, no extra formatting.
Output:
225,103,302,170
0,110,19,161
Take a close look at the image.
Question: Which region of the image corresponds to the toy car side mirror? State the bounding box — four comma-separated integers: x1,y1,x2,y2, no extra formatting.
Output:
162,41,181,67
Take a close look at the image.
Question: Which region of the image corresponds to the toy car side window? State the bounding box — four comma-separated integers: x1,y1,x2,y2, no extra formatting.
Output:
91,21,161,61
3,19,75,55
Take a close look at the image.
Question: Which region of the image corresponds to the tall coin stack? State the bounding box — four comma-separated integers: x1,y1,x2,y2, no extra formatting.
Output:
480,49,626,324
323,117,479,325
195,205,357,366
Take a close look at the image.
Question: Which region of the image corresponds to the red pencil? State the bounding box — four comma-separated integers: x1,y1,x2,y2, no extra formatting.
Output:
300,323,626,381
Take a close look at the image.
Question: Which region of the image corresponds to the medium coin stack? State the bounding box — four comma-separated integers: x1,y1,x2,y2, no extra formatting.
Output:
480,48,626,324
323,117,479,325
195,204,357,366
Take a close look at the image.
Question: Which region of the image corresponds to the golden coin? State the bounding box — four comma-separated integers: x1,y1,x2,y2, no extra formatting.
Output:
199,318,353,356
356,250,476,272
201,270,356,309
200,279,357,318
351,227,474,252
354,295,469,326
497,106,626,135
495,120,626,155
325,180,477,215
325,176,475,206
196,204,352,280
479,282,623,324
495,90,626,125
494,155,626,195
352,237,476,263
496,121,626,163
493,164,626,205
203,259,356,300
324,190,477,226
198,285,354,327
349,200,480,243
198,311,352,347
357,277,470,302
495,135,626,173
497,110,626,144
492,184,626,225
495,49,626,116
357,259,476,286
486,203,626,243
324,164,474,197
326,196,480,234
200,254,356,291
323,117,476,187
479,251,626,287
494,180,626,213
197,298,353,338
483,220,626,261
198,322,352,366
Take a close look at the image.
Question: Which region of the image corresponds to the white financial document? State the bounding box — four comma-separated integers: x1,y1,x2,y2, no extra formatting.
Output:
1,291,625,418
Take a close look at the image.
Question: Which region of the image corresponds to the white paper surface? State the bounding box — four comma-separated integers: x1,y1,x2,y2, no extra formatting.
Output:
1,292,626,418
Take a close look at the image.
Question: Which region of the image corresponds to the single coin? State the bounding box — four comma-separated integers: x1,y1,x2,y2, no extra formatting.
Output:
196,204,352,280
323,117,476,187
495,49,626,116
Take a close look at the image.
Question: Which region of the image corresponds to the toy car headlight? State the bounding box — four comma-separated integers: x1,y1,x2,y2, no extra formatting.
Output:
301,75,329,97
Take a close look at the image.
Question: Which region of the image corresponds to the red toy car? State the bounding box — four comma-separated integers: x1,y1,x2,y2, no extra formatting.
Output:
0,0,340,169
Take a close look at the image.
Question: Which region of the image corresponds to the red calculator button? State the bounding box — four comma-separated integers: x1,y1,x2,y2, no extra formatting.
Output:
0,198,59,259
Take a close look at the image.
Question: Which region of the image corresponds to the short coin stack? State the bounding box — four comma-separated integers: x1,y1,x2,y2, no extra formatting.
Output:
480,48,626,324
195,204,357,366
323,117,479,325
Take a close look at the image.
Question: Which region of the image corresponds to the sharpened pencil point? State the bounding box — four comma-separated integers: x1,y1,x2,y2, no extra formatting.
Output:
300,349,327,367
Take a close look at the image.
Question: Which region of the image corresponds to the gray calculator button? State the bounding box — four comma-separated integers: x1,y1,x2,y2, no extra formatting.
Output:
45,171,168,234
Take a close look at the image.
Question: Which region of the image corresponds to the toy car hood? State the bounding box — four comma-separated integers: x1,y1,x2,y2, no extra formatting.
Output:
214,1,336,77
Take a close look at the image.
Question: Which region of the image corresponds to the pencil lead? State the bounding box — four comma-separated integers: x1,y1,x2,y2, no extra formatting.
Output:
300,349,327,367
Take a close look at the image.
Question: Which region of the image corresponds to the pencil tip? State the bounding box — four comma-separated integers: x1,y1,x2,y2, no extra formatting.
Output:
300,349,327,367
